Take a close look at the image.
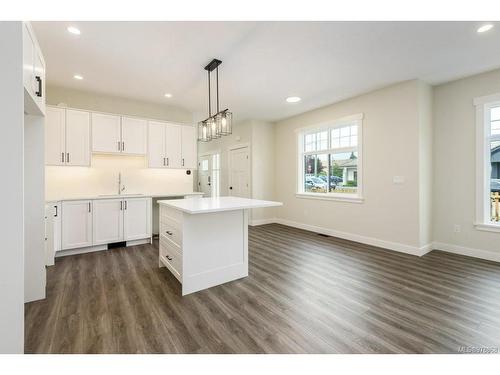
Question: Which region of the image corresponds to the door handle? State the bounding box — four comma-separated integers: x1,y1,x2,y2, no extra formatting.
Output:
229,186,233,190
35,76,42,97
166,255,172,261
166,231,173,236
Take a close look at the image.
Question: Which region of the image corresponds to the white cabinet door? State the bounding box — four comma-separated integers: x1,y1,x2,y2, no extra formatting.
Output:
123,198,151,241
33,48,45,113
45,107,66,165
61,200,92,250
181,126,197,169
148,121,166,168
92,113,121,153
121,117,147,155
22,23,34,98
165,123,182,168
66,109,90,166
92,199,124,245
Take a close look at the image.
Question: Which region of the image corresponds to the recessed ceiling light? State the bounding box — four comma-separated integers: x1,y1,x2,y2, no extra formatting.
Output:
286,96,301,103
73,75,83,80
477,24,494,33
164,93,172,98
67,26,81,35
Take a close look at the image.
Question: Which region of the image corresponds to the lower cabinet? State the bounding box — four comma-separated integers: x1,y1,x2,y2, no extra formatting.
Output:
61,200,93,250
58,197,152,253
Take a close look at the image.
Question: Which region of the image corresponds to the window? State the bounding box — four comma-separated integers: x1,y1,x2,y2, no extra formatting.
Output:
297,114,363,202
474,94,500,231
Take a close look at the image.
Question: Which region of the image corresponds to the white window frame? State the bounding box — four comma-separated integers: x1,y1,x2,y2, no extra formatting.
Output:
295,113,364,203
474,93,500,232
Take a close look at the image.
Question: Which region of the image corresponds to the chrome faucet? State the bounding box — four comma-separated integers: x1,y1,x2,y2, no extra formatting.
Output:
118,172,125,195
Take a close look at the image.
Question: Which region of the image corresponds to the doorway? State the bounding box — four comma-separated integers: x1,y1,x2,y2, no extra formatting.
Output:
228,145,250,198
198,152,220,197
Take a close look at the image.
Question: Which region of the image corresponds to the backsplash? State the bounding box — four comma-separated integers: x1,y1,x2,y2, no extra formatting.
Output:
45,154,194,200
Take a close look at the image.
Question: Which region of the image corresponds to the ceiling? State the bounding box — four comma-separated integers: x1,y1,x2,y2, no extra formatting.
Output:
32,21,500,122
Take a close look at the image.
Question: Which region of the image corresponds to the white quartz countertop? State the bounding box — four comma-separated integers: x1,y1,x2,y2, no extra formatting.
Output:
46,192,204,203
158,196,283,214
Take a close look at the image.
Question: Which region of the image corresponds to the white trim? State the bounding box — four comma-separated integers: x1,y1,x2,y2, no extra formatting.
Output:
249,218,277,226
474,222,500,233
228,142,250,151
294,113,364,133
274,218,432,257
295,192,364,203
473,92,500,106
433,241,500,263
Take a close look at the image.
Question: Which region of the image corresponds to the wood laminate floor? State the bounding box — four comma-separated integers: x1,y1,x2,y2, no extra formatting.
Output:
25,224,500,353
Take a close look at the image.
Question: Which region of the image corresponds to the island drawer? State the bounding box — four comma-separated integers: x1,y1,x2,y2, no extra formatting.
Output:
160,205,182,223
160,237,182,279
160,216,182,246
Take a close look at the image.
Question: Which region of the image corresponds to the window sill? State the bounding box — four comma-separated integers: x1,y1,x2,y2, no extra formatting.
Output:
474,222,500,233
295,192,364,203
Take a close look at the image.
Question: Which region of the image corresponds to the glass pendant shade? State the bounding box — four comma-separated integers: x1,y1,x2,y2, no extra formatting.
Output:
198,120,211,142
219,111,232,135
209,117,221,138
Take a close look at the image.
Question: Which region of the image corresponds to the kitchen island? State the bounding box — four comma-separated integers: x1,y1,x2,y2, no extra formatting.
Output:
157,196,282,295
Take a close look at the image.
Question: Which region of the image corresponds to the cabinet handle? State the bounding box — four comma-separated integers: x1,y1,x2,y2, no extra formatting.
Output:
35,76,42,97
166,231,173,236
66,153,70,163
182,158,185,167
163,157,166,166
120,201,123,210
166,157,169,166
166,255,172,261
118,141,121,151
88,202,91,212
61,152,65,163
54,205,58,217
122,141,125,152
124,201,127,210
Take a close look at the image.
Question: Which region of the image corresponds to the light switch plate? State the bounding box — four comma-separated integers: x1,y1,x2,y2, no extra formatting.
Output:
393,176,405,184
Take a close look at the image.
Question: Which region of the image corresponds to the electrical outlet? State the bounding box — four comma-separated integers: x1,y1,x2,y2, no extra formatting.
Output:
453,224,461,233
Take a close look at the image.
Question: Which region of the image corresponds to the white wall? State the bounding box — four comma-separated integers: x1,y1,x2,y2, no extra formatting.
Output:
0,21,24,353
46,85,192,123
433,68,500,256
274,80,431,253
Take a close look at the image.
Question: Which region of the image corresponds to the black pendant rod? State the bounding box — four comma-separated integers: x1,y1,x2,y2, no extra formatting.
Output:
216,66,220,113
208,70,211,117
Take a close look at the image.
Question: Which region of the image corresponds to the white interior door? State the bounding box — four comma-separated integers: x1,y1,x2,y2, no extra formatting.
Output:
92,199,124,245
181,126,197,169
61,200,92,250
124,198,151,241
198,155,212,196
148,121,166,168
45,107,65,165
65,109,90,166
121,117,147,155
165,123,182,168
228,146,250,198
92,112,121,153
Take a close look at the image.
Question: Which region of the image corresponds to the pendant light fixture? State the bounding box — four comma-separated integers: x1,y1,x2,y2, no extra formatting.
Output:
198,59,232,142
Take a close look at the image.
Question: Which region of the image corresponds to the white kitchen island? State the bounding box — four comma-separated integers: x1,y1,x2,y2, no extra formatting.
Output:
157,196,282,295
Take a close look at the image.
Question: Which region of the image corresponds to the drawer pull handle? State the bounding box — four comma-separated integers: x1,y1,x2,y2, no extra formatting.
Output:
166,255,172,261
166,231,173,235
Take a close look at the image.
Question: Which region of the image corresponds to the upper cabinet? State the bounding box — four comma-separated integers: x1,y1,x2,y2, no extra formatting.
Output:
45,107,90,166
23,22,46,116
148,121,197,169
92,114,147,155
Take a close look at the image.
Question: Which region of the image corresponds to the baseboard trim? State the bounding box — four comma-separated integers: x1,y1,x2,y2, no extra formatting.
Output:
55,237,151,258
250,218,278,226
273,218,432,257
432,241,500,263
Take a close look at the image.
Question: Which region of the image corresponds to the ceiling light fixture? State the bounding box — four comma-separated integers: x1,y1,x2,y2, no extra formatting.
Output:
477,24,494,33
73,74,83,80
67,26,81,35
198,59,232,142
286,96,301,103
164,93,172,98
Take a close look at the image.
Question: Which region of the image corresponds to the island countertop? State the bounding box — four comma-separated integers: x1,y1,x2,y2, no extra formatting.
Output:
157,196,282,214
